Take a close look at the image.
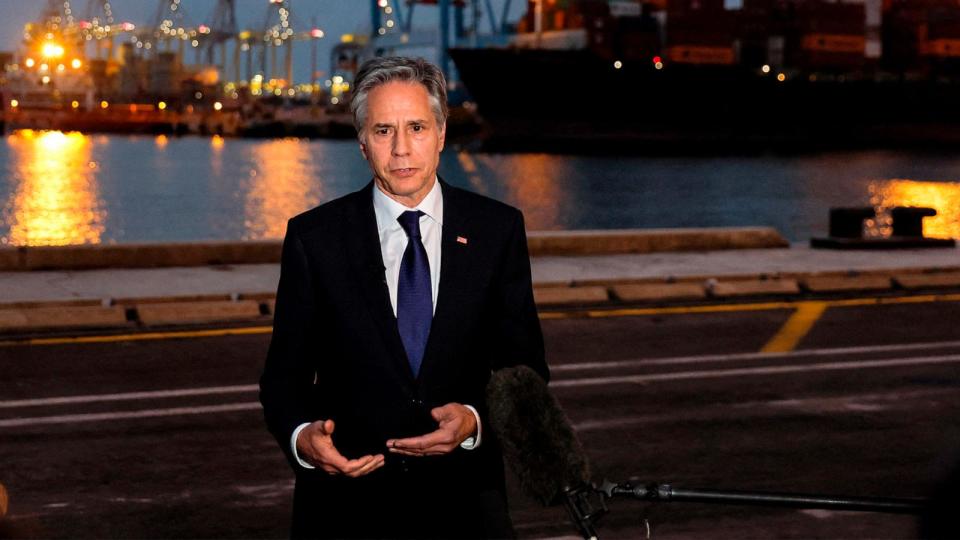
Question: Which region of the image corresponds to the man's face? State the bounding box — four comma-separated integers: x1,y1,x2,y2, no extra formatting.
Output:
360,81,446,208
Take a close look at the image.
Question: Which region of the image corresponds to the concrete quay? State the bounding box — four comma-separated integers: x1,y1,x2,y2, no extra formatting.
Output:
0,227,957,333
0,227,786,271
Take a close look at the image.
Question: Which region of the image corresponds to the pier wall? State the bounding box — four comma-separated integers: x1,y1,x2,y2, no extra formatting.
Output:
0,227,788,271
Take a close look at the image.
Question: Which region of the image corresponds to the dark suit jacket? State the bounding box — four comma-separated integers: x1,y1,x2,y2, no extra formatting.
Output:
259,180,548,539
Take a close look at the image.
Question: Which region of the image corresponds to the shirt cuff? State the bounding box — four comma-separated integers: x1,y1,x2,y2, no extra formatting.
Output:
290,422,315,469
459,404,482,450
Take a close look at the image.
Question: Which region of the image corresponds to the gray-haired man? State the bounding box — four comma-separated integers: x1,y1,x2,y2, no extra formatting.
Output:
259,56,549,538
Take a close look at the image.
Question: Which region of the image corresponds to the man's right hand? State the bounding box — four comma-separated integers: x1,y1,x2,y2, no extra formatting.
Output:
296,419,385,477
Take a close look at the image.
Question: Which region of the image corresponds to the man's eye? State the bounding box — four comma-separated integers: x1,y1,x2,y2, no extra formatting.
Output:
376,128,390,135
411,124,423,132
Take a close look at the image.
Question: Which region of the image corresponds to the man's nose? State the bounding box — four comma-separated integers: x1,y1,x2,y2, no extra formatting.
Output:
392,130,411,156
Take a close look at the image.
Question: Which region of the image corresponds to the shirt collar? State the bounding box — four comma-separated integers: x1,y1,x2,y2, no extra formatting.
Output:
373,177,444,234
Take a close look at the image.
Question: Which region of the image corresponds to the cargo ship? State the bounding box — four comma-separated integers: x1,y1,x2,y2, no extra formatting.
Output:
449,0,960,152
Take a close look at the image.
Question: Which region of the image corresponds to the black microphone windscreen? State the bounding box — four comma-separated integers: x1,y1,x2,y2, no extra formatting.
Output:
487,365,591,506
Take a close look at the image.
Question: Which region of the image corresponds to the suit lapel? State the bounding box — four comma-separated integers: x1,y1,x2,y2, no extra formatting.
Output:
344,182,417,387
419,180,471,382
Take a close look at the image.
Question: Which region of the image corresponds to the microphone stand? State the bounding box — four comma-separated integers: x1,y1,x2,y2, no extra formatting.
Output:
563,480,928,540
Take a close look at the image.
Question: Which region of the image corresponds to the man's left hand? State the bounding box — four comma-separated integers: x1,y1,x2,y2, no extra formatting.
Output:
385,403,477,456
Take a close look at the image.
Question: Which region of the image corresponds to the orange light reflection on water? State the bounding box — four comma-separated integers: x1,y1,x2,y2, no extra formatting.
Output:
3,130,106,246
244,138,321,239
495,154,563,229
868,179,960,239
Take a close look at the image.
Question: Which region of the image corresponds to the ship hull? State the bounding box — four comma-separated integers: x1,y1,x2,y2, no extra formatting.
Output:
449,47,960,152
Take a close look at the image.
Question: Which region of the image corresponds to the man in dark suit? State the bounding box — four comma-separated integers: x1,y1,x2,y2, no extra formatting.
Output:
259,56,548,539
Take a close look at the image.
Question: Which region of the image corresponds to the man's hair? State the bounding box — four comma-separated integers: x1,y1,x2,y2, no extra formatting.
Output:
350,56,448,143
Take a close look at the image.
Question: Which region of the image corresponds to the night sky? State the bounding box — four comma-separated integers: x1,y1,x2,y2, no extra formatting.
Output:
0,1,525,81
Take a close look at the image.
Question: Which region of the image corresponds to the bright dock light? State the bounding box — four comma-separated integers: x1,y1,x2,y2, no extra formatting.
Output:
100,100,109,109
777,73,786,82
71,58,82,69
614,60,623,69
158,101,167,110
213,101,223,111
10,99,19,108
41,42,65,59
762,64,771,73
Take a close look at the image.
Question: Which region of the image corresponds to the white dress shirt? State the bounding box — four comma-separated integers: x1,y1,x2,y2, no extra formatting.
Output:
373,177,443,316
291,179,481,469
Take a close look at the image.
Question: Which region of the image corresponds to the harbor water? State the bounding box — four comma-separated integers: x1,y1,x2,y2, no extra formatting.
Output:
2,130,960,246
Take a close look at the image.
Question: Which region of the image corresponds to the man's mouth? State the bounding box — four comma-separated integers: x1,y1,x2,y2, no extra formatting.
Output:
392,168,418,177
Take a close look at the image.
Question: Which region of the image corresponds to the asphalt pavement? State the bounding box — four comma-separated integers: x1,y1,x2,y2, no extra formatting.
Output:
2,241,960,539
2,296,960,538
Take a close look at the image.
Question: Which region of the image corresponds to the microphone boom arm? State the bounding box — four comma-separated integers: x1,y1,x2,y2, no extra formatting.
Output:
598,479,927,515
563,480,928,540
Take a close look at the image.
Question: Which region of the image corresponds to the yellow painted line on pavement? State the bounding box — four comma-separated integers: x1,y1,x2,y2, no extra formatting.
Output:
539,301,795,319
826,292,960,307
761,301,828,353
0,326,272,348
4,292,960,348
540,292,960,320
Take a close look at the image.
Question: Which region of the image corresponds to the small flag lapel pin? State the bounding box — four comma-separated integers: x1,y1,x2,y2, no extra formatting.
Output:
456,236,468,245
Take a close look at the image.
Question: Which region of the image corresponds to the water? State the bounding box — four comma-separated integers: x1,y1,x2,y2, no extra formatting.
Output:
2,130,960,246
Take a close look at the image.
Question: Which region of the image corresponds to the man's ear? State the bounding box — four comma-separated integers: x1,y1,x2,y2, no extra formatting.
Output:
359,140,368,160
438,122,446,153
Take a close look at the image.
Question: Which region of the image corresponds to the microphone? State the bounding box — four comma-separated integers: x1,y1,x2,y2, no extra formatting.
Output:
486,365,590,505
486,365,604,539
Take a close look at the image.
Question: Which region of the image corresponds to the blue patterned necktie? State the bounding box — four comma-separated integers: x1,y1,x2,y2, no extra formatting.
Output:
396,210,432,377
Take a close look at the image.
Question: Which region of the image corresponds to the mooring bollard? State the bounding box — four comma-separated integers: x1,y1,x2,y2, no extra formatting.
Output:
891,206,937,238
811,206,955,249
828,207,876,239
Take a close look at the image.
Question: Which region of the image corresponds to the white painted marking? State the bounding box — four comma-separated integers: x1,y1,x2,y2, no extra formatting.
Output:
571,388,954,431
8,341,960,411
761,388,949,410
550,353,960,388
5,345,960,428
0,402,260,428
0,385,258,409
800,509,837,519
550,340,960,373
843,403,886,412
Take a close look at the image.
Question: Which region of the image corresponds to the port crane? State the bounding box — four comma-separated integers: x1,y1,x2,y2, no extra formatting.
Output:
12,0,518,98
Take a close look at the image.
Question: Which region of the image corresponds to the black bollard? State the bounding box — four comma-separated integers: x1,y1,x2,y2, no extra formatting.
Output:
891,206,937,238
828,207,876,239
812,206,955,249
